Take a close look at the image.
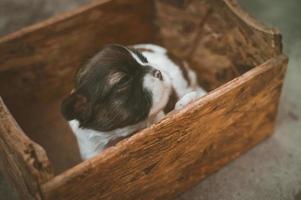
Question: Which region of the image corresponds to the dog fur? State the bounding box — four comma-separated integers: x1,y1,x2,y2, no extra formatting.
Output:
61,44,206,160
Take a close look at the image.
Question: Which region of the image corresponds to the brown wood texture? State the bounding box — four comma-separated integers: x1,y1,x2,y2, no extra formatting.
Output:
42,55,287,200
0,0,288,199
0,98,53,199
155,0,282,90
0,0,155,174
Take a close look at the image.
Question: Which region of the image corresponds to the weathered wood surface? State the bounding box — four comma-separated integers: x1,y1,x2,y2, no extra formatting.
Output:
42,55,287,200
156,0,282,90
0,0,155,111
0,0,287,199
0,0,155,174
0,98,53,199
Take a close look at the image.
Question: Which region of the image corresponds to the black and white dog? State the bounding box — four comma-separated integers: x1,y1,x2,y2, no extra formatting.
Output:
61,44,206,160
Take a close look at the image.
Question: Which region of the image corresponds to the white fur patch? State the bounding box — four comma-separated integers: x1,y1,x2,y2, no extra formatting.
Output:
143,73,171,117
133,44,206,98
175,91,205,110
128,45,172,117
69,119,147,160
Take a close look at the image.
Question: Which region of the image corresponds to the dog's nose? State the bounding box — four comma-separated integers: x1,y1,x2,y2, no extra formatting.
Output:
152,69,163,81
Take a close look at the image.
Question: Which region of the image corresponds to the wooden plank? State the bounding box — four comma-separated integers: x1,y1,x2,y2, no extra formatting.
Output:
0,0,155,107
0,0,155,174
0,98,53,199
42,55,287,200
155,0,283,90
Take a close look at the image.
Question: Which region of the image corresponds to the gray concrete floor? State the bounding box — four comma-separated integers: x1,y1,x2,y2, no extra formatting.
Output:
0,0,300,199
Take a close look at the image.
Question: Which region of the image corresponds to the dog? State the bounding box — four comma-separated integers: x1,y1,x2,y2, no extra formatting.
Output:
61,44,206,160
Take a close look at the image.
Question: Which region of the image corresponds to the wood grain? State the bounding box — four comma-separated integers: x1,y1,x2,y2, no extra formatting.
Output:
0,0,287,199
0,0,155,174
0,0,155,107
42,55,287,200
156,0,282,90
0,98,53,199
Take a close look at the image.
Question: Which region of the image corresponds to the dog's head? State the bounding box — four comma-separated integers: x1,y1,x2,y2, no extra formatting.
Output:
61,44,171,131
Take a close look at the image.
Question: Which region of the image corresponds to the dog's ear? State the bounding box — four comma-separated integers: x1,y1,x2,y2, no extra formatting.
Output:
61,91,88,121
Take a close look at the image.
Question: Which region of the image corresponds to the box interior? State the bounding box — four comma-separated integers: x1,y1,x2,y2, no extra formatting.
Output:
0,0,277,174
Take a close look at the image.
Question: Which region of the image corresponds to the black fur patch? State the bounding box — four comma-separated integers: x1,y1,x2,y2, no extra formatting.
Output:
128,47,148,63
61,44,153,131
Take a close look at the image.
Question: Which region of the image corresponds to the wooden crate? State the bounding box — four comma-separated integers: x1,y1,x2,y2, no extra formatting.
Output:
0,0,288,199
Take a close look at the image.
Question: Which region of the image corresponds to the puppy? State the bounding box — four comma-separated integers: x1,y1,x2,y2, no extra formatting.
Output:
61,44,206,160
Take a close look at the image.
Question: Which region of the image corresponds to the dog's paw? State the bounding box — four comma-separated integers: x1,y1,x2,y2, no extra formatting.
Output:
175,91,205,110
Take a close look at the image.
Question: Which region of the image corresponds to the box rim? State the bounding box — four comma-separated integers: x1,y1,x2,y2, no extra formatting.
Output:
0,0,111,44
0,0,280,47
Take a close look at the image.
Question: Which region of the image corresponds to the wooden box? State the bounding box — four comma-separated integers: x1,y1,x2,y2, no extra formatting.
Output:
0,0,287,199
